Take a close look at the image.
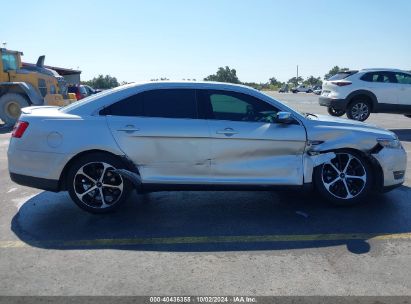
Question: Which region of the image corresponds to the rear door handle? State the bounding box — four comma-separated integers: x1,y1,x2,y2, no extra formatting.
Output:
117,125,139,133
216,128,238,136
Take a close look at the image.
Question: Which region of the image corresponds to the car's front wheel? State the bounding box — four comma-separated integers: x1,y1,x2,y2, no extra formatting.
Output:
327,107,346,117
66,152,133,214
314,150,373,206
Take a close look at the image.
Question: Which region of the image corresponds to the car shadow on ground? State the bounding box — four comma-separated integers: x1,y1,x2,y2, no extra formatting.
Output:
10,186,411,254
390,129,411,142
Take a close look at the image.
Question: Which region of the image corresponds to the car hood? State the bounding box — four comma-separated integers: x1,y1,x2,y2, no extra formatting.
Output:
304,114,396,151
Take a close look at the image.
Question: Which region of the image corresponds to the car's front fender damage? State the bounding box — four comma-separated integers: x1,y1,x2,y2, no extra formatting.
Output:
303,151,336,183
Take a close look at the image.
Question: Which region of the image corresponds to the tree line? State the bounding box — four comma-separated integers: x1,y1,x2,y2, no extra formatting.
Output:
203,65,352,90
81,66,354,90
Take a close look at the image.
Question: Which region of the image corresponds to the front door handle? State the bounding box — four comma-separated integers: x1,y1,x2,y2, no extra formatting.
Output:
117,125,139,133
216,127,238,136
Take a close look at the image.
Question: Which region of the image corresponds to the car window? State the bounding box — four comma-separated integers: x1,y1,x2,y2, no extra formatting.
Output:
1,53,18,71
328,71,357,81
100,94,144,116
143,89,197,119
395,73,411,84
200,90,279,123
79,86,88,94
100,89,197,119
361,72,397,83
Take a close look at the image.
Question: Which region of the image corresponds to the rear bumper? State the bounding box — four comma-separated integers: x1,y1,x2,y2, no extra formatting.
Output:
318,97,348,110
7,145,72,181
10,173,60,192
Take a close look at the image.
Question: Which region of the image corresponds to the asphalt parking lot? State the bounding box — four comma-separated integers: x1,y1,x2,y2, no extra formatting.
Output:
1,91,411,296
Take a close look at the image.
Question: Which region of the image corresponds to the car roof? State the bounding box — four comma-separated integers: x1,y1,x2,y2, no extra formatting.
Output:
61,80,305,120
360,68,408,73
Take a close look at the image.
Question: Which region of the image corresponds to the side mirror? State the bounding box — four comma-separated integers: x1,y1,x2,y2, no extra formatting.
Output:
276,111,293,124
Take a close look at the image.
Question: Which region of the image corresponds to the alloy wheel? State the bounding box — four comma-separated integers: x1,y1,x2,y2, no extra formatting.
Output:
321,153,367,200
73,162,124,209
350,102,369,121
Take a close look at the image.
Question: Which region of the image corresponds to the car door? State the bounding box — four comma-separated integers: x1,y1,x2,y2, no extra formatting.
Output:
361,72,398,106
198,89,307,185
103,89,211,183
394,72,411,110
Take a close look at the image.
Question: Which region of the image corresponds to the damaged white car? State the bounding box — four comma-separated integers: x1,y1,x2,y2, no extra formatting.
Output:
8,82,407,213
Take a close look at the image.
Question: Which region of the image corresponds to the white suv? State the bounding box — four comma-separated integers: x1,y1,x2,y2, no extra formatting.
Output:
291,85,312,93
319,69,411,121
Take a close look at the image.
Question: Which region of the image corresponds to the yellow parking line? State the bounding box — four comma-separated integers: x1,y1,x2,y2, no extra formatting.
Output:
1,232,411,249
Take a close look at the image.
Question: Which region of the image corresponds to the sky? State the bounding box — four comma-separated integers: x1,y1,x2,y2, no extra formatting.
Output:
1,0,410,83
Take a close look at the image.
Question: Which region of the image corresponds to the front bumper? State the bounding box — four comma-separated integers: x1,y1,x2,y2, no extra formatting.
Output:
373,146,407,188
318,96,348,110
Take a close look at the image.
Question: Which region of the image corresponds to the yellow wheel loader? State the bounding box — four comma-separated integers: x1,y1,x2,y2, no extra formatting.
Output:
0,48,75,126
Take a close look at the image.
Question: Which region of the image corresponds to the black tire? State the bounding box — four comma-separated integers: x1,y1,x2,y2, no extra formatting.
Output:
405,115,411,118
66,152,133,214
0,93,29,126
314,150,373,206
327,107,346,117
307,90,312,93
346,98,371,121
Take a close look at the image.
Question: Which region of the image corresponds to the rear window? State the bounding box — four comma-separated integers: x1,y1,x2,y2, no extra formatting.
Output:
328,71,357,81
143,89,197,119
100,89,197,119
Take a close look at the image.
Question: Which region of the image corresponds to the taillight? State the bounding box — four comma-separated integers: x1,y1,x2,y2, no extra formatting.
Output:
331,81,352,87
12,121,29,138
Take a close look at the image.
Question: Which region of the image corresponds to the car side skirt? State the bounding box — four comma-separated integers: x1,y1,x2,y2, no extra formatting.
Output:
139,183,313,193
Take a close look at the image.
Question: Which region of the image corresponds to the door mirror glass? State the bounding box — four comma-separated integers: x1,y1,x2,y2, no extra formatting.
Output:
276,111,293,124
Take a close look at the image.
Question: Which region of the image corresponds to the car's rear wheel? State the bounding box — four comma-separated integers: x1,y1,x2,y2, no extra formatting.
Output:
66,153,133,214
405,115,411,118
314,150,372,206
346,98,371,121
327,107,346,117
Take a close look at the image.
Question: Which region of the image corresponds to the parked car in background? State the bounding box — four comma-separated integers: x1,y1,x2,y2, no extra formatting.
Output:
279,84,289,93
7,81,406,213
68,85,88,100
67,85,101,101
82,85,101,96
313,85,322,95
291,85,312,93
319,69,411,121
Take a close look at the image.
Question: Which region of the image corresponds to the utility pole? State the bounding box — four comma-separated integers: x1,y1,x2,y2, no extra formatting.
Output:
297,65,299,85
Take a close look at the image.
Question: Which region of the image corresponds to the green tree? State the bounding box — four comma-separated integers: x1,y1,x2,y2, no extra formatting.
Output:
324,66,349,80
204,66,240,84
287,76,303,86
304,75,322,87
82,74,120,89
268,77,281,86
